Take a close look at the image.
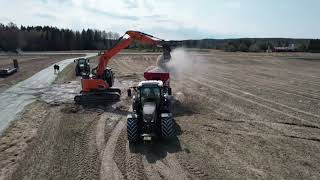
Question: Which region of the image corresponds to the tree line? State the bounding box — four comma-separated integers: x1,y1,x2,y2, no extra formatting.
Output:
131,38,319,53
179,38,312,52
0,22,120,51
308,39,320,52
1,22,320,52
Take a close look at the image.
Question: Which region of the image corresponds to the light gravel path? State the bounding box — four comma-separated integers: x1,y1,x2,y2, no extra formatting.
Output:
0,53,96,134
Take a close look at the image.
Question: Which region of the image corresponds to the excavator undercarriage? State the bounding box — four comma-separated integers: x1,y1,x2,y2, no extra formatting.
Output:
74,89,121,104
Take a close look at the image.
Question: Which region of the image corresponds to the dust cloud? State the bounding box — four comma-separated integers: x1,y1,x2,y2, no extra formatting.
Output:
167,48,209,79
146,48,209,79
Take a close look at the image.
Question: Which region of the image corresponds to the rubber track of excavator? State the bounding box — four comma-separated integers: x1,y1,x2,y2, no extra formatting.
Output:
74,91,120,105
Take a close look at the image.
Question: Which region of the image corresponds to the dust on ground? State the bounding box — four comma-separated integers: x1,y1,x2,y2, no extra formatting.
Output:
1,51,320,179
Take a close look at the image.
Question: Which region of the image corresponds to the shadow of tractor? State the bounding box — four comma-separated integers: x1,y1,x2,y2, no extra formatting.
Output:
128,121,183,164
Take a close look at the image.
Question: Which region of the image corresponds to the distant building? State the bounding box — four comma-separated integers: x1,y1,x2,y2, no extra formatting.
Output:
273,44,296,52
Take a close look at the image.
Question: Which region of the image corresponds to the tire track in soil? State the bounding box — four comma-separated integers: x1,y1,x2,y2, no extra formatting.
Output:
125,143,147,180
120,105,147,180
201,76,320,120
98,111,147,180
13,106,102,180
185,80,320,147
177,77,320,144
210,66,320,97
96,113,107,152
169,83,223,180
113,129,130,179
196,73,320,118
202,73,320,121
188,77,320,127
174,80,277,180
206,70,320,101
175,154,212,180
214,55,320,85
99,116,125,180
113,125,148,180
180,78,318,132
141,146,189,180
54,108,100,180
179,81,288,133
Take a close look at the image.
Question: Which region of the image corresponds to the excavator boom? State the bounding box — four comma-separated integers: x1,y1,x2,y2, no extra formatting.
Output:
97,31,163,77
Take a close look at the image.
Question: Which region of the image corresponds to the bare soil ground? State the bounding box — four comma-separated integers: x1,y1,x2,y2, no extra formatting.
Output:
0,54,83,93
1,51,320,179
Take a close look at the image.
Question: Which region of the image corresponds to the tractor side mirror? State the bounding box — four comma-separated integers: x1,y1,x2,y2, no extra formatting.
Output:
168,88,172,95
127,89,132,97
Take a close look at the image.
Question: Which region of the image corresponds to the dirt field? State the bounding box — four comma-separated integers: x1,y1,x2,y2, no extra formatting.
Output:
1,51,320,179
0,54,84,93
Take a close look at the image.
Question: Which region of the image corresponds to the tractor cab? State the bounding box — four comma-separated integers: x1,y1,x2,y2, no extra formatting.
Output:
78,58,88,64
138,80,163,106
75,58,90,77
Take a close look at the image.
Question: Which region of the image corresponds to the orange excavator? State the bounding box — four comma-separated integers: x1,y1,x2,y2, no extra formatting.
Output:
74,30,169,104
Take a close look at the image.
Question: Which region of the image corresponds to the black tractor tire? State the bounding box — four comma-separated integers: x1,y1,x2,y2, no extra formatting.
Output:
75,67,80,76
127,117,139,143
161,117,175,139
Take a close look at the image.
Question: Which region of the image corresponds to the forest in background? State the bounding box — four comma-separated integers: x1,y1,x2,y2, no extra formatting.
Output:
1,22,320,52
0,22,120,51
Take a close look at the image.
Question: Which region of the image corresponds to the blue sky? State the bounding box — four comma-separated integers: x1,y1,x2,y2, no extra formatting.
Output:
0,0,319,40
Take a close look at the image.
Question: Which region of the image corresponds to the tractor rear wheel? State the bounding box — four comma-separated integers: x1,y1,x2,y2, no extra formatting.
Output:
161,116,175,139
127,117,139,143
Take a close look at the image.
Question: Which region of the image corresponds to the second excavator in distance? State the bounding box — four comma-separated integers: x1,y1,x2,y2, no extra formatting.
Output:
74,30,170,104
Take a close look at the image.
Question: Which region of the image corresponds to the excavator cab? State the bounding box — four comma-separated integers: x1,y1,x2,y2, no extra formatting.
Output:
103,68,114,87
90,67,114,87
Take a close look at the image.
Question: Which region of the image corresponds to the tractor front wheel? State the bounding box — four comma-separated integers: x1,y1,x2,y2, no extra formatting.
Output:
161,115,175,139
127,117,139,143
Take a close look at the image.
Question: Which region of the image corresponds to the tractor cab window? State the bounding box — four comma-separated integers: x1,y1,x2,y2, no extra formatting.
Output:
78,59,86,63
104,69,112,79
140,86,161,104
103,69,113,86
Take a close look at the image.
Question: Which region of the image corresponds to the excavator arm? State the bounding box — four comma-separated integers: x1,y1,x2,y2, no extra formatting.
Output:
96,31,163,77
